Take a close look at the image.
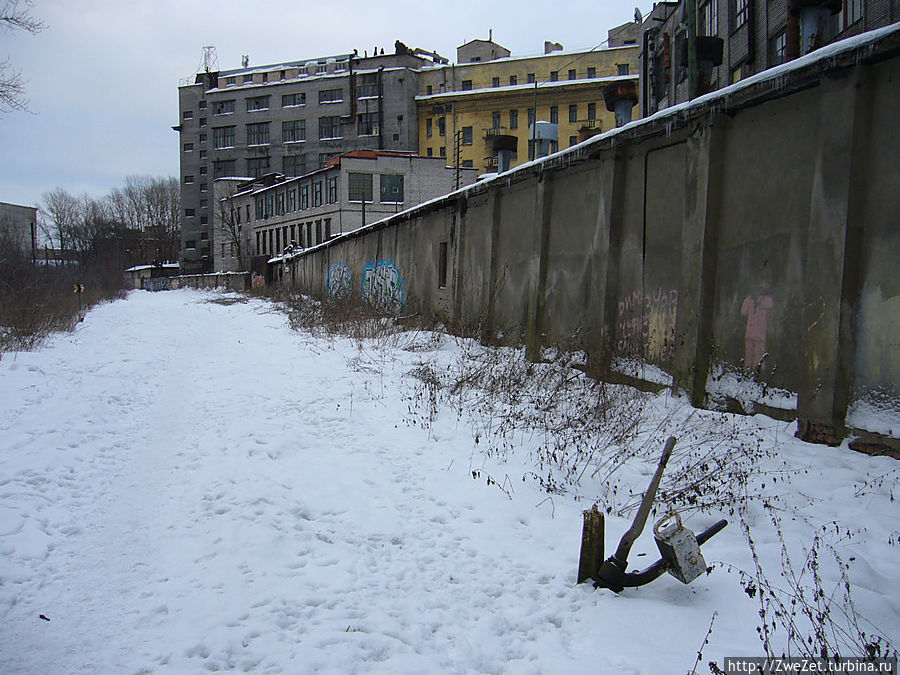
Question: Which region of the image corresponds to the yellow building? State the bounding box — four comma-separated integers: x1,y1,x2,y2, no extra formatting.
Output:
417,40,640,174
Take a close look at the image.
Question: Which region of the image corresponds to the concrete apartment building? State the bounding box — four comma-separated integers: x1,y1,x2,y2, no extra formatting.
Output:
0,201,37,263
637,0,899,115
213,150,476,272
176,47,445,274
416,39,641,174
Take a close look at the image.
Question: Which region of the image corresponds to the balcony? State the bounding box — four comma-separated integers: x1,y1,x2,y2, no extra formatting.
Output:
577,119,601,130
482,126,506,139
483,155,499,169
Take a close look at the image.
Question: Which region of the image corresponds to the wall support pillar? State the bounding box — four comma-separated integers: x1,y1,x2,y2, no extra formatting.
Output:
481,189,502,341
526,172,554,360
673,120,725,406
797,68,871,444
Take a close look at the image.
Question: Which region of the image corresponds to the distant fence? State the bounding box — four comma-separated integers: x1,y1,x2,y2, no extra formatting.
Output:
142,272,252,292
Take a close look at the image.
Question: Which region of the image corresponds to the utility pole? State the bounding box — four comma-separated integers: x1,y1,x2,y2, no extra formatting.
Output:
530,80,538,161
687,0,698,99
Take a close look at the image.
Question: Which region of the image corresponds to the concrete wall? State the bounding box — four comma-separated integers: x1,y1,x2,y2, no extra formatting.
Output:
274,27,900,449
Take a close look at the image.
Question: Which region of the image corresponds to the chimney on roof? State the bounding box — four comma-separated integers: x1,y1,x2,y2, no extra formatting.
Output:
544,41,563,54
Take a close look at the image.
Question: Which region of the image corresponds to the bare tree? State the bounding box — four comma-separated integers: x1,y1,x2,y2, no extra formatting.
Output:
1,0,46,113
40,187,80,253
215,182,248,271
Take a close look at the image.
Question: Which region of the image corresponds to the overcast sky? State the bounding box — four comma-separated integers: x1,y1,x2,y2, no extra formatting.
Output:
0,0,642,210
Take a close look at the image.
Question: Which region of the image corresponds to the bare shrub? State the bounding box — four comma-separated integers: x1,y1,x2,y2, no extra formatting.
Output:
725,512,898,664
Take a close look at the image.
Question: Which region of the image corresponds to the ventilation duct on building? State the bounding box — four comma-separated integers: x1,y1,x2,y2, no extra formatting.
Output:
603,81,639,127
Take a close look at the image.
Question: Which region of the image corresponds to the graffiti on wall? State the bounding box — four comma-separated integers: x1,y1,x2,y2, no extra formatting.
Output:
327,262,352,300
616,287,679,362
142,277,172,292
362,260,404,313
741,295,774,373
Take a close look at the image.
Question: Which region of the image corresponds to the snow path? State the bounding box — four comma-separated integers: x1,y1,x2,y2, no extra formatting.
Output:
1,290,896,674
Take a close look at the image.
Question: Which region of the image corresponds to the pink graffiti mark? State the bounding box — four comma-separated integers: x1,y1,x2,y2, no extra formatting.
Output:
740,295,774,372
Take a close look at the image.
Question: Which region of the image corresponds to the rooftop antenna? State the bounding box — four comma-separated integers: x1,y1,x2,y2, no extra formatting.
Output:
241,54,249,68
202,45,219,73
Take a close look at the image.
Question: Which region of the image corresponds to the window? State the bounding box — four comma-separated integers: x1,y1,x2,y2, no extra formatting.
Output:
213,99,235,115
733,0,749,29
213,159,235,178
426,85,433,95
225,76,236,86
324,218,331,239
316,62,327,74
550,71,558,81
184,175,194,184
839,0,862,29
527,73,535,84
300,185,309,210
276,191,285,216
358,112,378,136
200,182,207,192
569,104,578,123
185,208,195,217
335,60,347,72
527,108,535,127
199,165,207,175
461,79,473,90
186,240,196,249
243,74,253,83
509,109,518,129
283,119,306,143
492,111,501,129
200,217,208,226
509,75,517,86
699,0,718,36
313,181,322,207
587,67,596,78
769,31,787,66
199,117,207,127
282,92,306,107
247,122,269,145
262,72,268,83
327,175,338,203
287,188,297,212
283,154,305,177
199,133,206,143
380,174,403,203
266,193,274,218
348,173,373,201
319,116,342,139
437,117,446,136
183,110,193,120
246,95,269,112
426,118,433,137
213,126,235,148
617,63,630,76
315,220,322,244
319,88,343,103
200,199,208,209
568,69,576,80
183,142,194,152
438,241,448,288
246,156,269,178
200,149,206,159
461,126,473,145
462,159,473,167
587,103,596,121
439,146,446,158
569,135,578,147
550,106,558,124
492,76,500,87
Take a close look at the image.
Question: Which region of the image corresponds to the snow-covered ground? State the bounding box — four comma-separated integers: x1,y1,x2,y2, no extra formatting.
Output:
1,289,897,674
